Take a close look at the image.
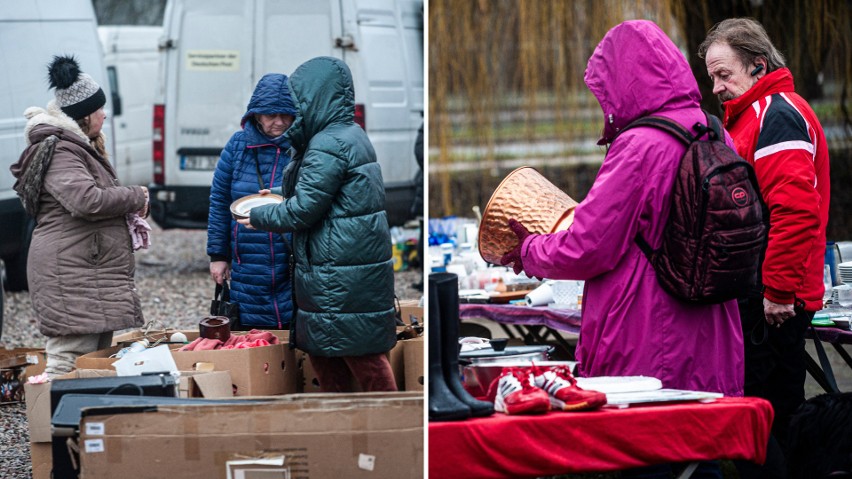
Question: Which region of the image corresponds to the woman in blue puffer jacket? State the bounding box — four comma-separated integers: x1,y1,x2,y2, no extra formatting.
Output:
206,73,295,329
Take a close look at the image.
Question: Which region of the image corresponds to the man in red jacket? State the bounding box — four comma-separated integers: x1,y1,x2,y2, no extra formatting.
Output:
700,18,831,477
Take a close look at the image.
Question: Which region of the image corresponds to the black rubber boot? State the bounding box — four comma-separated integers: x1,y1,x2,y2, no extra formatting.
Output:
428,274,471,421
432,272,495,417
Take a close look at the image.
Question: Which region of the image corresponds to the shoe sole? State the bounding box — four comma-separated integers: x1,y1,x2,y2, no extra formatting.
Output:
551,395,607,411
499,395,551,415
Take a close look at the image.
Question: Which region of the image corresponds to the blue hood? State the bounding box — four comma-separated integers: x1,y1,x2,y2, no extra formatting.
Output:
240,73,297,129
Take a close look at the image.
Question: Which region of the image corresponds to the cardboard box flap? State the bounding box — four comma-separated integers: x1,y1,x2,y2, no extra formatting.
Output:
0,348,46,379
396,299,424,327
190,371,233,398
24,382,52,443
0,353,37,369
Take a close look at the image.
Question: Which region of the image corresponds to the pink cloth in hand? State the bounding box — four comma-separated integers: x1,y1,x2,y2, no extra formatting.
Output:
126,213,152,251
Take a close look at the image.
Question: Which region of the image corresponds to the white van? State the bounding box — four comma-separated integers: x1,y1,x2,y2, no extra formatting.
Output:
150,0,424,229
98,25,162,187
0,0,115,291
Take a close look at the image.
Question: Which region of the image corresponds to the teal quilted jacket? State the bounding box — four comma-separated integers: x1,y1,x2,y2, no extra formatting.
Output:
251,57,396,357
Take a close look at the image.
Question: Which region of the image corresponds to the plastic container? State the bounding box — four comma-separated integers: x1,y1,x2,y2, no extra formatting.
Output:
440,242,454,266
115,339,150,359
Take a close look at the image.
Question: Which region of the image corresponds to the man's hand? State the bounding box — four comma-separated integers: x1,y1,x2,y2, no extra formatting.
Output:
763,298,795,327
210,261,230,285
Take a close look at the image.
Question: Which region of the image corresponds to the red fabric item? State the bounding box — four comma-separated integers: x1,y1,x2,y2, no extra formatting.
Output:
181,330,280,351
245,330,279,344
223,338,271,350
178,337,204,351
194,338,223,351
178,337,224,351
428,397,773,478
723,68,829,311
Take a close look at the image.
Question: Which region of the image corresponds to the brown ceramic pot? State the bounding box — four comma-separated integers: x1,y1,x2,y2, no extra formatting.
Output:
478,166,578,265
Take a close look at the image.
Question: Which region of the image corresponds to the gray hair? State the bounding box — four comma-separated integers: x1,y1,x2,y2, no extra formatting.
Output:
698,18,786,72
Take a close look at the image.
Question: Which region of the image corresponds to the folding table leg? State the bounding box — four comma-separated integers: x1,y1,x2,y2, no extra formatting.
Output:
545,327,576,360
803,350,835,393
831,343,852,369
676,462,699,479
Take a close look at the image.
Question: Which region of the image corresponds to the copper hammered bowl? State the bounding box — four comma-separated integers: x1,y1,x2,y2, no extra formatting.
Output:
478,166,579,266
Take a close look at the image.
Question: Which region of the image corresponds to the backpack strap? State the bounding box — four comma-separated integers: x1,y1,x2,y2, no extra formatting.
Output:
618,116,695,146
619,116,696,262
699,110,724,141
634,234,655,261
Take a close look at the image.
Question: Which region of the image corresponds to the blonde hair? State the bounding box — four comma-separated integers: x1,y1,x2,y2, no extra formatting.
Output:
75,115,108,160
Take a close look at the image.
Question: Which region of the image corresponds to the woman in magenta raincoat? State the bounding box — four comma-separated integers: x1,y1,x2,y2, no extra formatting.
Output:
504,20,744,398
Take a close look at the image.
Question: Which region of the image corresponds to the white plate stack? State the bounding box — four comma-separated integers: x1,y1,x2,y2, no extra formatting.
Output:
839,261,852,285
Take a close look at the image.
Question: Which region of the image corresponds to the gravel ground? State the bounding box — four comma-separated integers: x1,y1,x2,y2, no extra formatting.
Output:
0,224,423,478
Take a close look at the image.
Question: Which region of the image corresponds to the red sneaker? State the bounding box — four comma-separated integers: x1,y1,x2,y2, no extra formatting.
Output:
487,367,551,415
531,365,607,411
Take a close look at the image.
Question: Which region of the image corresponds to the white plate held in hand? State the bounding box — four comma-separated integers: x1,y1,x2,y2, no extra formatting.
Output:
230,194,283,219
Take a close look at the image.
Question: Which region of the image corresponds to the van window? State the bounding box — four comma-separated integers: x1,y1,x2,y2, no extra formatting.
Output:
106,65,122,116
93,0,166,26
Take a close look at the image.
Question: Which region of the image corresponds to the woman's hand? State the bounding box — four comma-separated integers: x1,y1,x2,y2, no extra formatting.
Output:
236,217,254,229
138,186,150,217
500,219,533,275
210,261,230,284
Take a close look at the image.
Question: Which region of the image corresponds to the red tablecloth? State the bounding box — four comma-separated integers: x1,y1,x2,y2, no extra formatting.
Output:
429,397,773,478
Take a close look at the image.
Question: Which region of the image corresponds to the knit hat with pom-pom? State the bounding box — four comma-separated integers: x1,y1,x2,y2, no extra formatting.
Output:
47,55,105,120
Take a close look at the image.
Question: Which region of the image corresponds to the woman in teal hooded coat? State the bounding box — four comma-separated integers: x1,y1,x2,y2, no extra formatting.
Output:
239,57,397,392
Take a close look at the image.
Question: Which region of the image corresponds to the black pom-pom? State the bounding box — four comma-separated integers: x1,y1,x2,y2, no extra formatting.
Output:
47,55,81,90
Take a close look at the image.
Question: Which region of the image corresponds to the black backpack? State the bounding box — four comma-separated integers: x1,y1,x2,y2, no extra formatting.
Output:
619,111,767,304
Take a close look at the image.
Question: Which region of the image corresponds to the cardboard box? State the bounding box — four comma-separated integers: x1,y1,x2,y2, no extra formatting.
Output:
387,335,424,392
77,330,299,397
78,393,423,478
298,351,361,393
403,338,424,391
0,348,46,405
397,300,424,326
25,369,233,443
0,366,26,404
0,347,44,371
388,338,406,391
30,441,51,479
24,381,52,443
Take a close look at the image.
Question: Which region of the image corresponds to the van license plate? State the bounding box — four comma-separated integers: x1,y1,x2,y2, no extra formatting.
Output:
180,155,219,170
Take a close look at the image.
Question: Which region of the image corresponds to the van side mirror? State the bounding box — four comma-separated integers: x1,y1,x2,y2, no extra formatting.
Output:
106,66,122,116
